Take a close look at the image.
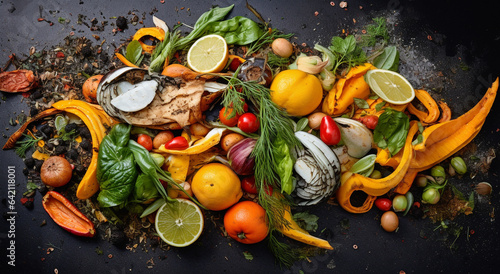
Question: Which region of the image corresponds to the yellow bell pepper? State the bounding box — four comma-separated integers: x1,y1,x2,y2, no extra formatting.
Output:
336,121,419,213
322,63,374,116
155,128,225,155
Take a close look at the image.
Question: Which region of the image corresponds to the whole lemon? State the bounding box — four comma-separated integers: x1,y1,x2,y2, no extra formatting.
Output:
270,69,323,116
191,163,243,211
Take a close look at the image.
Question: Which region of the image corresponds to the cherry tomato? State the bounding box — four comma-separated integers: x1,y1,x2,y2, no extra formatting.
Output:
137,134,153,151
320,116,341,145
359,115,379,130
238,113,260,133
241,175,273,195
241,175,258,194
374,198,392,211
219,107,240,127
165,136,189,150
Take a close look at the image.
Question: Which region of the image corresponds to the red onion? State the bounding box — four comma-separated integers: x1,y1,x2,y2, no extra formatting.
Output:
227,138,256,175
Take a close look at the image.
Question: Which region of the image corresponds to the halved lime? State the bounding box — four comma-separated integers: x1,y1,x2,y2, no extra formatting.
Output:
350,154,377,177
365,69,415,105
155,198,204,247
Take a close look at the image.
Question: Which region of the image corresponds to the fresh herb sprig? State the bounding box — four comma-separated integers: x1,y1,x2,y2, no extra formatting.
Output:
15,134,41,158
359,17,389,47
329,35,367,76
245,28,293,57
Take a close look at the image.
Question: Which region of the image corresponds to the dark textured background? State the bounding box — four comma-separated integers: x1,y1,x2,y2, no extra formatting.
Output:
1,0,500,273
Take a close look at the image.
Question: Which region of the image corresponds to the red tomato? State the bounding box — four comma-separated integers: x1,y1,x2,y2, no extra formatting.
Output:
137,134,153,151
238,113,260,133
359,115,379,130
241,176,273,195
241,175,258,194
320,116,341,145
219,107,240,127
375,198,392,211
165,136,189,150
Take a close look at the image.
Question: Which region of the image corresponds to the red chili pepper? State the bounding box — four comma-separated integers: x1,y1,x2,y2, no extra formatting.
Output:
320,116,341,145
56,52,65,58
229,58,242,71
164,136,189,150
42,191,95,237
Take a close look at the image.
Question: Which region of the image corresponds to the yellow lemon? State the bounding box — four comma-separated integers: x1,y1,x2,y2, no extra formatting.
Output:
191,163,242,211
187,34,228,73
270,69,323,116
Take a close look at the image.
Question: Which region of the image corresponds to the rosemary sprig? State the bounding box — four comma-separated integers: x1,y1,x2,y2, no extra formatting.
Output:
15,134,42,158
245,28,294,57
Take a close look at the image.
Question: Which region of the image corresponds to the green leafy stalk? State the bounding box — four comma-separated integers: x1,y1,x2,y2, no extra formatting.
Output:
359,17,389,47
15,134,41,158
328,35,367,75
268,231,299,268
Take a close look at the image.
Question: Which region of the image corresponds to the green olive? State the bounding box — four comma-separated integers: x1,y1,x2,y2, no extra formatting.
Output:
431,165,446,178
422,188,440,204
392,194,408,212
370,170,382,179
415,175,428,187
450,157,467,175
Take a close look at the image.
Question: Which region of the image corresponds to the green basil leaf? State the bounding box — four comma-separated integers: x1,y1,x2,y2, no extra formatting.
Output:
125,40,143,65
295,117,309,132
373,109,409,156
354,98,369,109
343,35,357,54
375,101,386,112
97,124,138,207
330,36,345,54
373,46,399,71
369,94,379,100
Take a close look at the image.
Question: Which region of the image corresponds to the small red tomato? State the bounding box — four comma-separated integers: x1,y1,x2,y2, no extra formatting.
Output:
320,116,341,145
241,175,258,194
165,136,189,150
360,115,379,130
238,113,260,133
219,107,240,127
137,134,153,151
375,198,392,211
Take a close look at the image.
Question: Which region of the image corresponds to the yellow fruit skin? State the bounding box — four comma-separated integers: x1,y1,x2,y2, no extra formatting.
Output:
270,69,323,117
191,163,242,211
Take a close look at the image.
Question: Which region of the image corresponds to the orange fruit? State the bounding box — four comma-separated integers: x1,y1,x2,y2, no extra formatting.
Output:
82,75,103,104
270,69,323,116
191,163,242,211
224,201,269,244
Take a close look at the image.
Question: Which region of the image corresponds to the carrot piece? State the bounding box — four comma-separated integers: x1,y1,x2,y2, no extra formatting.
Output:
115,52,139,68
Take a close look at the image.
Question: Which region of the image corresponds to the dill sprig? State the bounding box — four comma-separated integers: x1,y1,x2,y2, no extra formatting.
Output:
219,74,300,266
15,134,42,158
359,17,389,47
267,52,291,71
245,28,294,57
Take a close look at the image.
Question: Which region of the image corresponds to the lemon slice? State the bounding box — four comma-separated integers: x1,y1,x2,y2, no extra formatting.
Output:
187,34,228,73
365,69,415,105
155,198,204,247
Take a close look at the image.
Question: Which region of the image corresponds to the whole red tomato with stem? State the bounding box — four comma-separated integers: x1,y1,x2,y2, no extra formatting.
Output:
165,136,189,150
219,107,240,127
375,198,392,211
137,134,153,151
238,113,259,133
224,201,269,244
320,116,341,145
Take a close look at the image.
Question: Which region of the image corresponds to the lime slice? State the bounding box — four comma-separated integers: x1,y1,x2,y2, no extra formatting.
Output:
350,154,376,176
54,115,69,134
187,34,228,73
155,198,204,247
365,69,415,105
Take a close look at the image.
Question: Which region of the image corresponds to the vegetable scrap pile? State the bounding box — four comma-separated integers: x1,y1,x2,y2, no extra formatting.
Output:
2,3,498,268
